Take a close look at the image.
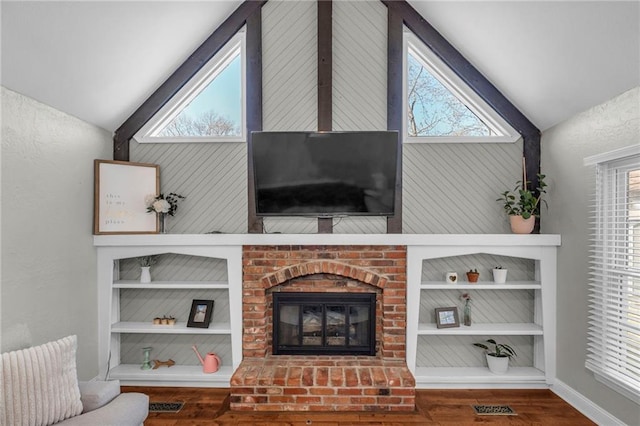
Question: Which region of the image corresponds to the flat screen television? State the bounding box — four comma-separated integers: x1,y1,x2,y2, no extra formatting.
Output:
250,131,399,217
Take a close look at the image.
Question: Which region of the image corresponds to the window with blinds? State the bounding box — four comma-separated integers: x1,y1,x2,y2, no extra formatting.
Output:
585,147,640,403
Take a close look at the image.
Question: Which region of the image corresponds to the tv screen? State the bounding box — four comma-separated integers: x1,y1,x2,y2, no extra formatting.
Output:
251,131,399,217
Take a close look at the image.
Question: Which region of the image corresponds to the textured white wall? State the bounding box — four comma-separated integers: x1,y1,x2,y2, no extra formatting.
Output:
542,86,640,424
1,87,112,379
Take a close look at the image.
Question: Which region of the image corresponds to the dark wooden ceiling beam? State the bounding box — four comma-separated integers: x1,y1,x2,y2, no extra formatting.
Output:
317,0,333,234
113,0,267,160
246,7,264,234
386,6,403,234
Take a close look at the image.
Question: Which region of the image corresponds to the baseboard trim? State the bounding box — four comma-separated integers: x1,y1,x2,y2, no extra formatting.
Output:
552,379,626,425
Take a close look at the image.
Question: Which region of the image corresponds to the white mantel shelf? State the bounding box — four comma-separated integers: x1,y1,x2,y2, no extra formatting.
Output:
94,233,561,247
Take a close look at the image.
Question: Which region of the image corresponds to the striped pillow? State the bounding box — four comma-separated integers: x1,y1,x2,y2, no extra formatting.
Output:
1,335,83,426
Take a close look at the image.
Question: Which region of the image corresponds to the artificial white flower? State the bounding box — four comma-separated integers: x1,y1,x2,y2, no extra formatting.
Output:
152,199,171,213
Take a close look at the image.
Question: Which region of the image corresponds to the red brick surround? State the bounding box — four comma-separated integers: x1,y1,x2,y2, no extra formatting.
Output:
231,245,415,412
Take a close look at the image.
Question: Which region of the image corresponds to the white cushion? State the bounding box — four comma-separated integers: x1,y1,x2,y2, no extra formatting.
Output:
1,335,83,426
78,380,120,413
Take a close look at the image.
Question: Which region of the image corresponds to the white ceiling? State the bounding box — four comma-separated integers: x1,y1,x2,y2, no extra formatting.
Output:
1,1,638,133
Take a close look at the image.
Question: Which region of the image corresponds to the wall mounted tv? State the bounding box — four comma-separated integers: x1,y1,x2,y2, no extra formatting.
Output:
251,131,399,217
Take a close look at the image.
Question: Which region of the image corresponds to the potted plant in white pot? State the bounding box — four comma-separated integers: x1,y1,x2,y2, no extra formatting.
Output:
497,166,547,234
473,338,517,374
137,255,158,283
492,266,507,284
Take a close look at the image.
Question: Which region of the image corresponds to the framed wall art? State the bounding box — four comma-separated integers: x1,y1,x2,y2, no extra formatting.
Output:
93,159,159,235
435,307,460,329
187,299,214,328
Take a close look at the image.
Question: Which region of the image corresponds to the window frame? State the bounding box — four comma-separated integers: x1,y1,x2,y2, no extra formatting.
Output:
402,31,520,144
134,30,246,144
584,144,640,404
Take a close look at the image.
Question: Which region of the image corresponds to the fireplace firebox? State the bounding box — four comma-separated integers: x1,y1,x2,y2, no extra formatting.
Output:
273,292,376,356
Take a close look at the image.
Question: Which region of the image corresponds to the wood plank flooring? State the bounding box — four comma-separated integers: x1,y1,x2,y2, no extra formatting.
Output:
123,386,596,425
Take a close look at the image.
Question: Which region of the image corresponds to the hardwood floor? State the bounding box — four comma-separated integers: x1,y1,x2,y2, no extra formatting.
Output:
123,386,596,425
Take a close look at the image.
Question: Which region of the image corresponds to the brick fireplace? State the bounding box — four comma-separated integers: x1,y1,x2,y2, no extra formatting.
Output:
230,245,415,411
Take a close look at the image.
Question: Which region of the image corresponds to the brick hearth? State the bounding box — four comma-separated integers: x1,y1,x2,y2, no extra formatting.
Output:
231,245,415,412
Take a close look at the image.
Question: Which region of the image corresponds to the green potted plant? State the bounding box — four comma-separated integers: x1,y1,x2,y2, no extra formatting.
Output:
473,338,517,374
497,170,547,234
492,266,507,284
466,269,480,283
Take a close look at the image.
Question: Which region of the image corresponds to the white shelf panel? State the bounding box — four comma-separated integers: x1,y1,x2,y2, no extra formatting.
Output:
421,281,541,290
111,321,231,334
113,280,228,289
417,323,543,335
414,366,545,385
110,364,232,384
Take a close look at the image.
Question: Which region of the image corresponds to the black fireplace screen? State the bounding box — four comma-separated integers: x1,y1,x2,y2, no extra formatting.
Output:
272,292,376,355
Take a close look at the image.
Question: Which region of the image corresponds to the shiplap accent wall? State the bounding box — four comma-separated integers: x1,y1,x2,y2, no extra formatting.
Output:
126,1,530,369
131,1,524,235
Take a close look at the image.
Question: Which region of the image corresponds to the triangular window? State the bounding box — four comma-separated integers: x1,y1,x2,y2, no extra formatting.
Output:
404,31,519,143
134,31,245,143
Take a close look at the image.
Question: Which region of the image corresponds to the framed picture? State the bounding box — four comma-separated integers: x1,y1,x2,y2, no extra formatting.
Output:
94,159,160,235
187,299,214,328
435,307,460,328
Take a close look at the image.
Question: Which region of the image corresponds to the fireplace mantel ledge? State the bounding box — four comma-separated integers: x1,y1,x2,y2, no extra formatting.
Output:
94,233,560,247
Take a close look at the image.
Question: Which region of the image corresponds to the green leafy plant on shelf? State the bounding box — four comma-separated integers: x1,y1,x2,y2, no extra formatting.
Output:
497,173,548,220
473,339,517,358
136,255,158,267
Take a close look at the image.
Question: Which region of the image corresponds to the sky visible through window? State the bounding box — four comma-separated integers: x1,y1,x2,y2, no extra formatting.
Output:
158,55,241,137
407,53,491,137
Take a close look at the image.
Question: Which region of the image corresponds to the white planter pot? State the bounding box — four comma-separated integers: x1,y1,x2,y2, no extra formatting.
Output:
140,267,151,284
486,354,510,374
492,269,508,284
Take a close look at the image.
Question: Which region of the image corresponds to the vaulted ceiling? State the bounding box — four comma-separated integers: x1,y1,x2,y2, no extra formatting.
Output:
1,1,638,133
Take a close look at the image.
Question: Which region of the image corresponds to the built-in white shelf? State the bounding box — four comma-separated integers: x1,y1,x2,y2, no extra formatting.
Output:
414,366,546,386
420,281,541,290
113,280,228,289
97,234,559,388
417,323,543,335
109,364,233,386
111,322,232,334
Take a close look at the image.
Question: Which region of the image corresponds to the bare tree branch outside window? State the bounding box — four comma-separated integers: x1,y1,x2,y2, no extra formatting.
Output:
407,54,491,137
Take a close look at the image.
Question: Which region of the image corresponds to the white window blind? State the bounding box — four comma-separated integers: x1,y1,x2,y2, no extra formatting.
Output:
585,148,640,403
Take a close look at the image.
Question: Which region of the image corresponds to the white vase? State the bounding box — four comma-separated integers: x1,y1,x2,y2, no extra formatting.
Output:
486,354,509,374
140,267,151,284
492,268,508,284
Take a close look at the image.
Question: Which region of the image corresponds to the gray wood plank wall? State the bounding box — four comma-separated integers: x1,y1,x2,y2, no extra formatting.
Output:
126,1,529,369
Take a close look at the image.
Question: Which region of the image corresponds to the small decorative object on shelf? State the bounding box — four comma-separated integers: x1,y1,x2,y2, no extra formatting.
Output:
137,255,158,283
496,157,548,234
473,338,517,374
187,299,214,328
460,293,472,326
145,192,186,234
152,359,176,369
192,345,221,373
445,272,458,284
152,316,175,325
466,269,480,283
141,347,153,370
492,266,508,284
435,307,460,329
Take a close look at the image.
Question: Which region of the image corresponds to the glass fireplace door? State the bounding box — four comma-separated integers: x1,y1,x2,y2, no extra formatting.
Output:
273,292,376,355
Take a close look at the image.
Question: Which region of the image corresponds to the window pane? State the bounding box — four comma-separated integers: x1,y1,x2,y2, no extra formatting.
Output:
407,53,491,137
158,55,241,137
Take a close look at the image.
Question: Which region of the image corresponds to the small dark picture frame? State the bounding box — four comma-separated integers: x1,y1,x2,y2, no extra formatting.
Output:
187,299,214,328
435,307,460,328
